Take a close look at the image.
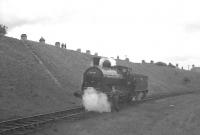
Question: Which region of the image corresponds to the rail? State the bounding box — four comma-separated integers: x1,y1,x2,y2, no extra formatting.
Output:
0,106,84,135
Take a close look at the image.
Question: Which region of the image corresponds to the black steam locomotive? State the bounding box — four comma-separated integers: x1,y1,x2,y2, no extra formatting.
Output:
74,57,148,102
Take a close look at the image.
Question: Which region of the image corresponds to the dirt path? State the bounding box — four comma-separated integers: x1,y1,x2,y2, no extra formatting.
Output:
31,92,200,135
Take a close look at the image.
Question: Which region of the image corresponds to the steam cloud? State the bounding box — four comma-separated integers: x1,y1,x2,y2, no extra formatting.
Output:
82,87,111,113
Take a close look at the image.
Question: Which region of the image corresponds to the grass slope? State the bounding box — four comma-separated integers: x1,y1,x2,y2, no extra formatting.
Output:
0,37,79,121
116,60,200,95
0,36,200,121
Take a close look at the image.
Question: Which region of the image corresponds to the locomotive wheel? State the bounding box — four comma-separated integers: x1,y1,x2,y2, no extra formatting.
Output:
135,92,144,101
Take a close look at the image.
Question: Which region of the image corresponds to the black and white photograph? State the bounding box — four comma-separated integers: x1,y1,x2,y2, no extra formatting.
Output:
1,0,200,135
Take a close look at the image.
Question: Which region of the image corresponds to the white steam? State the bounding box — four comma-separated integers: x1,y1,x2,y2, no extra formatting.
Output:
82,87,111,113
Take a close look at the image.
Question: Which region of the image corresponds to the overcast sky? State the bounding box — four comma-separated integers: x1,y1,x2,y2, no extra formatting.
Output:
1,0,200,69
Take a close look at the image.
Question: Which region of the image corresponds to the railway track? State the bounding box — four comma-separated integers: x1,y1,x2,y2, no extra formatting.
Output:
0,90,199,135
142,90,199,102
0,106,84,135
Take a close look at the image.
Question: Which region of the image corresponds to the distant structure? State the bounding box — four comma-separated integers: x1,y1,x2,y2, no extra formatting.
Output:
21,34,27,40
39,37,45,44
142,60,146,64
55,42,60,47
76,48,81,53
125,57,129,62
176,64,179,68
192,64,195,68
94,52,98,56
61,43,66,49
191,65,200,72
150,60,154,64
117,56,120,59
86,50,91,55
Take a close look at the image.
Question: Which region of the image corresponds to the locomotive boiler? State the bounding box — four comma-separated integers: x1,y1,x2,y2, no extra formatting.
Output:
74,57,148,102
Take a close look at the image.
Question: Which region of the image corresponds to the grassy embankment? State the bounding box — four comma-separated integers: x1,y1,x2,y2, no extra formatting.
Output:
0,36,200,121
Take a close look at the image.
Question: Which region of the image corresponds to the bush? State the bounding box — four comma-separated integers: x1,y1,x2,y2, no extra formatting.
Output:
168,63,176,68
0,24,7,36
142,60,146,64
155,62,167,66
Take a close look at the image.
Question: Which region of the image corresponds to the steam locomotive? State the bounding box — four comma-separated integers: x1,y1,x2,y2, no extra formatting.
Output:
74,57,148,102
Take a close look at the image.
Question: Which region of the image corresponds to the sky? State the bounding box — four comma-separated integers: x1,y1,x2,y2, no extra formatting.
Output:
1,0,200,69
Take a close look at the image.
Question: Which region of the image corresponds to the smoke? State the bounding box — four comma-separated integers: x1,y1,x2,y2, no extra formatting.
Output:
82,87,111,113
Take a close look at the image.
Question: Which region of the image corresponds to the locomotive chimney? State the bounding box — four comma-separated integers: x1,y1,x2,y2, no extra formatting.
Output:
93,57,101,66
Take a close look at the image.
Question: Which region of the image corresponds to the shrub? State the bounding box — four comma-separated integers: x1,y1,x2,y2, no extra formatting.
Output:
168,63,176,68
155,62,167,66
142,60,146,64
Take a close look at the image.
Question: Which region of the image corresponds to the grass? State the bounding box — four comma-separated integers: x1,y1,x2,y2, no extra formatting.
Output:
1,36,200,120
